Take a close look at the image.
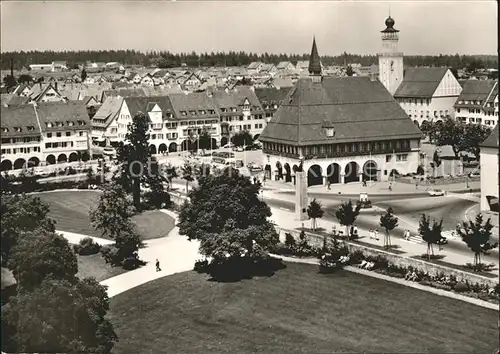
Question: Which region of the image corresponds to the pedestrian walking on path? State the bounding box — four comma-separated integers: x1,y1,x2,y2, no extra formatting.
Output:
155,259,161,272
327,180,331,190
375,229,380,241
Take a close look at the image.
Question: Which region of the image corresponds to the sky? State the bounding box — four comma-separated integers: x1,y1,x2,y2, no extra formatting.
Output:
0,1,497,55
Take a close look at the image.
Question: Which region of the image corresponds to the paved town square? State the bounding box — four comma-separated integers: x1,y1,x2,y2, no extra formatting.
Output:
1,1,498,353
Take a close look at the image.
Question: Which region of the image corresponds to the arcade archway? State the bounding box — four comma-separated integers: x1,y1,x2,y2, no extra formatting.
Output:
307,164,323,186
158,144,168,154
27,157,40,168
149,145,157,155
169,142,178,152
362,160,378,181
326,163,341,184
13,158,26,170
344,161,359,183
1,160,12,171
57,154,67,163
68,152,79,162
284,163,292,182
46,155,56,165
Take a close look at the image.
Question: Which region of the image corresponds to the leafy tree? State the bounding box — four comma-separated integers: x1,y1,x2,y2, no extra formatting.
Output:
307,198,324,231
178,167,278,262
456,214,498,268
8,231,78,292
1,277,117,353
163,163,178,191
181,159,195,193
90,183,143,265
434,116,465,158
335,200,361,237
17,74,33,84
114,112,151,209
418,214,443,259
144,158,170,209
462,123,492,160
1,194,55,264
232,130,253,147
379,207,399,249
2,75,17,92
195,162,211,180
198,129,212,153
81,68,87,82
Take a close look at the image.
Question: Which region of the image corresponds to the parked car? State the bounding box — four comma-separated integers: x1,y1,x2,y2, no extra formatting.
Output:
247,163,263,172
233,146,244,152
222,143,234,149
103,147,116,157
428,189,445,197
468,171,480,178
437,237,448,245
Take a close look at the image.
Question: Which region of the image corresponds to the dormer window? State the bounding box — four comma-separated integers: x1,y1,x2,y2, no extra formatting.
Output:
14,127,22,133
221,108,227,113
189,110,196,115
77,120,86,126
1,127,8,133
166,113,173,119
326,128,335,137
67,121,74,126
27,126,35,131
55,121,63,127
200,110,206,115
231,107,237,112
46,122,53,128
180,111,187,116
273,104,278,109
208,109,215,114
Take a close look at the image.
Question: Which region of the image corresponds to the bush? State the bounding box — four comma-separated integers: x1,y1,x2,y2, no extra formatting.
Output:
464,262,495,272
194,259,210,273
454,282,470,293
122,256,142,270
348,249,365,265
284,233,296,250
73,237,101,256
318,237,349,273
100,245,120,266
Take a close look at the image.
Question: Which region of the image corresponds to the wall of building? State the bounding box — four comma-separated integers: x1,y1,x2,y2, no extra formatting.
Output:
480,147,498,211
399,95,458,126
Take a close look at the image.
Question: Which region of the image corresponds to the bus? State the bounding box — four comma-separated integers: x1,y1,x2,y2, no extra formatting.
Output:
212,151,235,163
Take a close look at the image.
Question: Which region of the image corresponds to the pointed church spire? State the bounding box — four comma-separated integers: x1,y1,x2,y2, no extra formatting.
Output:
308,36,322,76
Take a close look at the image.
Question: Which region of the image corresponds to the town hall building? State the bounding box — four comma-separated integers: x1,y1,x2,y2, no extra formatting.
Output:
259,29,423,187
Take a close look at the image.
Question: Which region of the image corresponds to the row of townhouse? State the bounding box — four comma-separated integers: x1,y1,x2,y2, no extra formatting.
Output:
90,86,292,153
453,79,498,127
0,101,91,171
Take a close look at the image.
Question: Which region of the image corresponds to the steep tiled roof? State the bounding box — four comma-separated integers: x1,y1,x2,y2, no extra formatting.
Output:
211,86,263,115
35,101,90,132
103,88,146,101
254,87,293,105
1,94,30,106
394,67,448,98
480,124,498,149
455,80,497,107
92,96,123,128
168,92,219,120
0,104,41,138
124,96,174,120
276,61,293,70
272,77,295,89
260,76,422,145
247,62,263,70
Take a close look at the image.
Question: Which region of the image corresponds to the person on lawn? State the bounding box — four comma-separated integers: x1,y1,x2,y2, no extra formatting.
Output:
155,259,161,272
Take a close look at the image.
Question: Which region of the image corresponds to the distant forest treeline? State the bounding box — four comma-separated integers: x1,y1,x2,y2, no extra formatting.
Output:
0,50,497,70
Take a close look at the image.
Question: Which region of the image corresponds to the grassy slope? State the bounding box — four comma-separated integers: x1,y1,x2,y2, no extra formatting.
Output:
109,262,499,354
37,191,175,240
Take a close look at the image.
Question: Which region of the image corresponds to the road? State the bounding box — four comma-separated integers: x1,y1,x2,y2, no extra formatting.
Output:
264,195,499,263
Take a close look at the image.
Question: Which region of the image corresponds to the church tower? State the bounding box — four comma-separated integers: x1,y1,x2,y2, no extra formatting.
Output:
308,36,322,83
378,16,404,95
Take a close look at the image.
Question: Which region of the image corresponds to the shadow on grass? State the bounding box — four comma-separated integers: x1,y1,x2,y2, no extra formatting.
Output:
195,256,287,283
416,254,447,260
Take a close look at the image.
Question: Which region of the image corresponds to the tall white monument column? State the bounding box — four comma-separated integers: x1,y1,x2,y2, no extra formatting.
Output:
295,168,308,221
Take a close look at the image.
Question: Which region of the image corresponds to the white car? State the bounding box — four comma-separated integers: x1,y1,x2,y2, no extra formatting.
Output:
103,147,116,157
234,146,244,152
428,189,445,197
222,143,234,149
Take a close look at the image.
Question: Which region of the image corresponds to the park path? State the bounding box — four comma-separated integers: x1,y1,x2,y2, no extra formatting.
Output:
61,209,201,298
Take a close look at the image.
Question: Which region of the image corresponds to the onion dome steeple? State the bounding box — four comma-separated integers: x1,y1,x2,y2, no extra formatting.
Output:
381,15,399,33
308,36,322,76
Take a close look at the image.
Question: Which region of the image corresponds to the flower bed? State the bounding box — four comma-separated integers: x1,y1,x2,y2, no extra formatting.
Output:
273,227,500,305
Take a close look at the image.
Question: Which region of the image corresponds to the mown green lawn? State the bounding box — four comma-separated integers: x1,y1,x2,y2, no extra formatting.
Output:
37,191,175,240
109,262,499,354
